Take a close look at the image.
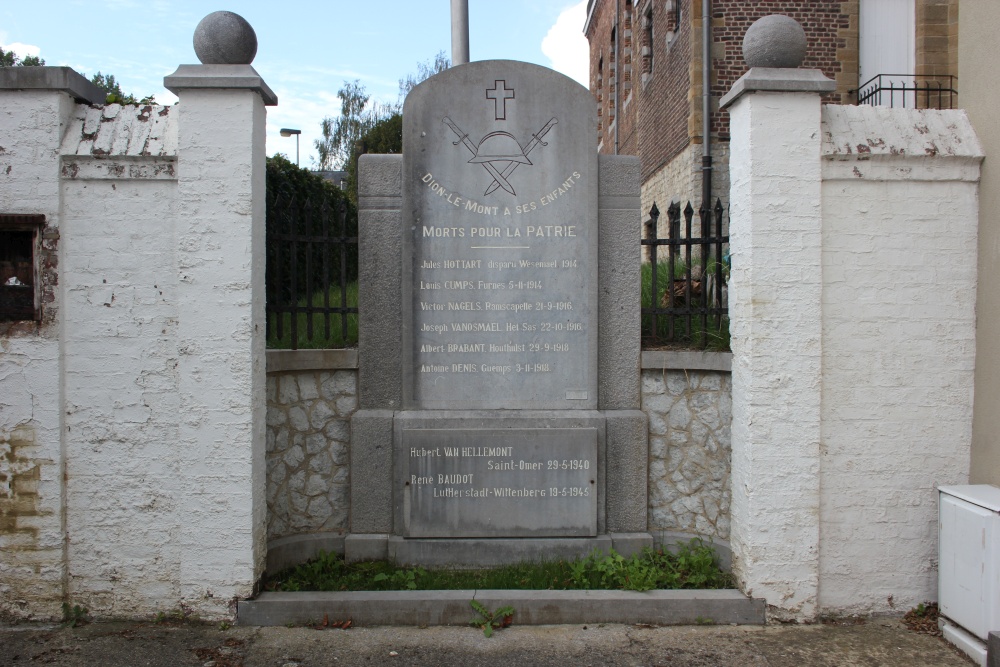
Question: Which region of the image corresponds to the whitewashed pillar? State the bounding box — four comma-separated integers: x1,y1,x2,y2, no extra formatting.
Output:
720,49,835,616
164,34,276,610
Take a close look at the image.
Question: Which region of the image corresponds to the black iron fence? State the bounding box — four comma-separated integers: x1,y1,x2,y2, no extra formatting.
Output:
854,74,957,109
265,164,729,351
265,159,358,350
641,200,730,349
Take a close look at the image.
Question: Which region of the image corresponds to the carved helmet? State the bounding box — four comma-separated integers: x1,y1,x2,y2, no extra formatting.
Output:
469,132,531,164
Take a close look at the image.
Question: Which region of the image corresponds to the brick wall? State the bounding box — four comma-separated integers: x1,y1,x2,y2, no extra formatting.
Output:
635,0,693,182
710,2,855,143
588,0,858,206
587,0,639,155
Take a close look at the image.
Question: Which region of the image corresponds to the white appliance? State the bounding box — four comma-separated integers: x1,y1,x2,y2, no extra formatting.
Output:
938,484,1000,667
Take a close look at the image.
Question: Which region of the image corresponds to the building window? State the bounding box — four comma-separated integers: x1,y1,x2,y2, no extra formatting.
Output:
665,0,681,49
0,215,45,322
597,55,604,105
609,26,617,122
623,0,633,102
643,6,654,76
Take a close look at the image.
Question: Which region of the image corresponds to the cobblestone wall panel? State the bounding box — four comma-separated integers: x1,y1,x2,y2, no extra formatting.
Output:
642,368,731,542
266,370,357,541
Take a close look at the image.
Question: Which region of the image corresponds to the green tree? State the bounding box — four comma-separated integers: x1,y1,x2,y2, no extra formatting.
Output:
314,54,449,172
0,47,45,67
89,71,155,105
345,113,403,205
0,50,156,105
397,50,450,103
314,80,393,171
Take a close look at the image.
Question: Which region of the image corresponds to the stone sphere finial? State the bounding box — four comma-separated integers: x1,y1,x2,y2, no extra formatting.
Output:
193,11,258,65
742,15,807,69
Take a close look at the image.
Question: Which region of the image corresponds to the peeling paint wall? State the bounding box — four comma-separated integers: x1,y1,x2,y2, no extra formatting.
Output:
0,78,266,620
0,90,73,620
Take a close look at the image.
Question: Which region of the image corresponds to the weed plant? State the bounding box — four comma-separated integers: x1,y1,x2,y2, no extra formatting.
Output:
267,281,359,349
266,540,733,593
640,261,730,351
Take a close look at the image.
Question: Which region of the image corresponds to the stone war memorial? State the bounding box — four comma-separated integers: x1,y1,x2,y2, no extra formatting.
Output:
349,60,650,565
0,7,987,630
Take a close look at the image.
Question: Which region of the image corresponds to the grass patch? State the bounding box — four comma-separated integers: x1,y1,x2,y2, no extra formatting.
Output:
267,281,358,349
640,262,730,351
265,541,733,593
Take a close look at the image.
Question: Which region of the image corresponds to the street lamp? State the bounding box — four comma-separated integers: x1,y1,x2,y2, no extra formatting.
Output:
279,128,301,166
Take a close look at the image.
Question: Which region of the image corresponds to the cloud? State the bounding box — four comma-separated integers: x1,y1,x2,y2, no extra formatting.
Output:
541,1,589,86
1,42,41,59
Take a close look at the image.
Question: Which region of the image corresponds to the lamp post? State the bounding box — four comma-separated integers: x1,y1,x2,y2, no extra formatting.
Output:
451,0,469,65
279,128,301,166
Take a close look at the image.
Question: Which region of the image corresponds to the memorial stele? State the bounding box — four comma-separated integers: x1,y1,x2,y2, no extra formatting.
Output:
349,60,650,566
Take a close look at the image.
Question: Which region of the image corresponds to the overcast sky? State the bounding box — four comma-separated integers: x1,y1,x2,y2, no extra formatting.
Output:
1,1,589,167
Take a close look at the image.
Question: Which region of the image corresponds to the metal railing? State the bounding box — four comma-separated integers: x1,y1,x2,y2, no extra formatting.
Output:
641,200,729,349
854,74,957,109
265,180,358,350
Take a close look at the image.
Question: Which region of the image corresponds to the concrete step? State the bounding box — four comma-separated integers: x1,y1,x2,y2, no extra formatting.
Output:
237,589,766,627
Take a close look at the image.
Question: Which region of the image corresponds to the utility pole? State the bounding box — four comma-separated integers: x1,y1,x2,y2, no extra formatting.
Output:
452,0,470,65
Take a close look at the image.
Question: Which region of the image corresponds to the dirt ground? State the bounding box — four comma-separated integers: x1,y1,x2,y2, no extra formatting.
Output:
0,616,975,667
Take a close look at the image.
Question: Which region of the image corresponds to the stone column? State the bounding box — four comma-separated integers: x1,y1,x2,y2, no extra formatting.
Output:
346,153,404,562
719,16,834,620
164,12,276,615
597,154,649,537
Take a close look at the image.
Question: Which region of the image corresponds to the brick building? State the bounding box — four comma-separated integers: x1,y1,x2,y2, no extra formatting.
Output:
584,0,959,222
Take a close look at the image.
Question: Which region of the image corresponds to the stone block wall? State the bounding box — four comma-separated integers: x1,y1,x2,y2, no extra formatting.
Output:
264,355,734,568
639,142,731,232
266,370,356,541
916,0,959,84
643,368,731,542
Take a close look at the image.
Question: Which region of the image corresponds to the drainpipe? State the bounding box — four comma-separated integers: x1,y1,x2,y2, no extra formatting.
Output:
614,0,620,154
701,0,712,208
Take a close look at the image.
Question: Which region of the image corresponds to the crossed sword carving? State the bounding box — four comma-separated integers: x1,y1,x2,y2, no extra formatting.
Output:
442,116,558,197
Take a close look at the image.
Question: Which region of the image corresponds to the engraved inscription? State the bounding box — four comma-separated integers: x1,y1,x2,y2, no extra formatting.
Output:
404,429,598,537
403,64,598,409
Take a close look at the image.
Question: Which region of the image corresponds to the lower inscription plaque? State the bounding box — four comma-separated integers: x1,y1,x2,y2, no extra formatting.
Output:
403,428,598,538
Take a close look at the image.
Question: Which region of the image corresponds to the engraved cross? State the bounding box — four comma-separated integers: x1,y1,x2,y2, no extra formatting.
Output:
486,80,515,120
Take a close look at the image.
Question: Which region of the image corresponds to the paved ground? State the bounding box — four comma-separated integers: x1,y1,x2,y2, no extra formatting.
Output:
0,617,974,666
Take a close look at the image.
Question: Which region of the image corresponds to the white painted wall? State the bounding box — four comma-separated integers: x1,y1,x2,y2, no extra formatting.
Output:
60,173,183,614
174,88,268,613
0,90,74,619
819,105,980,614
727,82,981,620
0,72,268,620
727,90,824,620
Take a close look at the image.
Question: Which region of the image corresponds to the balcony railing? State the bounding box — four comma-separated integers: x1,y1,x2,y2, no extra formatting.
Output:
854,74,957,110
